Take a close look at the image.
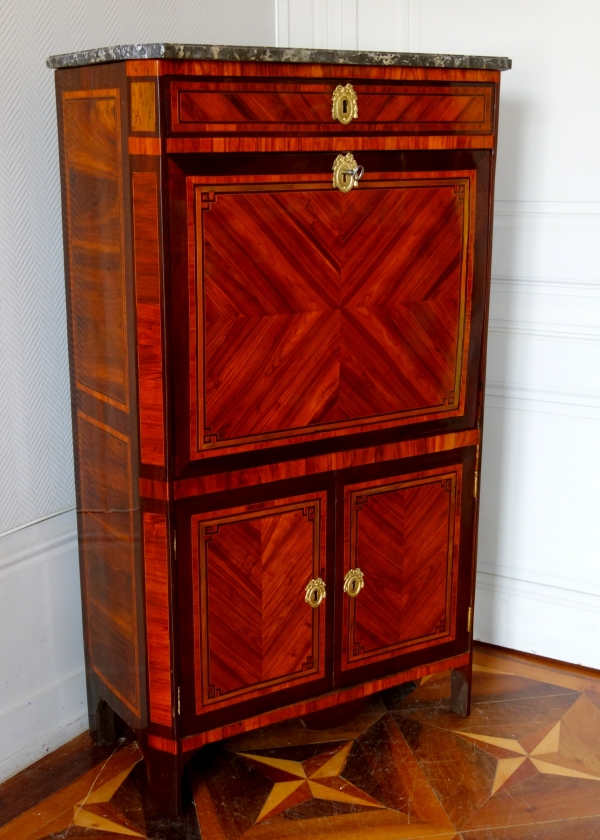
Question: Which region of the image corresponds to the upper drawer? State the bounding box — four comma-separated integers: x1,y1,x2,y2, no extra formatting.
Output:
169,80,495,136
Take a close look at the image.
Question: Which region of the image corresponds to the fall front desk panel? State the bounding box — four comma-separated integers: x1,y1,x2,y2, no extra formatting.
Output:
156,150,492,470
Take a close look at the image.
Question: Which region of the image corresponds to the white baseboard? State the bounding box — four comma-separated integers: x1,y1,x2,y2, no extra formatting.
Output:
0,509,87,783
0,669,88,783
475,566,600,671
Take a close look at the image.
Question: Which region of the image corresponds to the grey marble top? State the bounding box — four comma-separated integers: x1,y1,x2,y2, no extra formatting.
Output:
47,43,511,71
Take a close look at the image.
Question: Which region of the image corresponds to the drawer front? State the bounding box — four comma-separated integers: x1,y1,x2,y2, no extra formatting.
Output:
334,449,475,687
177,483,333,726
184,154,482,460
170,80,494,135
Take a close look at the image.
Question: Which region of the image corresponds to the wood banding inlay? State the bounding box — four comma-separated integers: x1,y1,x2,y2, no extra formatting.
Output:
143,513,172,727
132,172,165,467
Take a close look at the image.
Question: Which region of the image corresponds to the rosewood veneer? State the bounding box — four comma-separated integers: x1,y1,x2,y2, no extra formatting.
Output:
49,43,510,814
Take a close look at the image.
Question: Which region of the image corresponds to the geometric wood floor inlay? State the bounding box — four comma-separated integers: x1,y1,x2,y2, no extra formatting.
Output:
3,644,600,839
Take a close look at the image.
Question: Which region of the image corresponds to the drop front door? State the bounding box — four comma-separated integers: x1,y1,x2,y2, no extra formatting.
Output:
179,151,491,463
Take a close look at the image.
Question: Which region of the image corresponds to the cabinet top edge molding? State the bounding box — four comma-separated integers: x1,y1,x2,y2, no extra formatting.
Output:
47,43,512,72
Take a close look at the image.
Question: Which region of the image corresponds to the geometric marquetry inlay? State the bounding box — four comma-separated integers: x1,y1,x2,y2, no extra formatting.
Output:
341,466,462,674
190,171,474,458
191,493,328,715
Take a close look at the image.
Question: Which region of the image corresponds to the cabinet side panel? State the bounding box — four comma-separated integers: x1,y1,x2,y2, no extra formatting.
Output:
63,89,129,410
143,513,172,726
132,172,165,466
57,65,145,729
77,412,140,715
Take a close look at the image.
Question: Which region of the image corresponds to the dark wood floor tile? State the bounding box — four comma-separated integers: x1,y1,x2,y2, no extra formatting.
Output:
461,814,600,838
462,775,600,830
192,748,271,839
344,712,455,830
473,652,594,694
396,715,497,830
110,766,147,836
236,739,349,766
471,673,581,704
475,643,600,687
405,668,580,710
231,808,455,839
401,693,581,742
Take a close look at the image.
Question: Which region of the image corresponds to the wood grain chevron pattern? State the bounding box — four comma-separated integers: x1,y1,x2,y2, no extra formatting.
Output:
171,80,493,135
192,173,472,455
191,494,327,714
342,466,461,674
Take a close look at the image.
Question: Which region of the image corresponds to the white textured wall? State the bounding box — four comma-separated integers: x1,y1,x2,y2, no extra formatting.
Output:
279,0,600,667
0,0,275,536
0,0,275,782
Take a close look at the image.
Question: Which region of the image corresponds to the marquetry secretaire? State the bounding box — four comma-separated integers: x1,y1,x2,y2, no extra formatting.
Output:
48,43,511,813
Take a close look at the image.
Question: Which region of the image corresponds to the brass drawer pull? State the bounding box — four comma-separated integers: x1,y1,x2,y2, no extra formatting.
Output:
332,153,364,193
332,84,358,124
305,577,326,608
343,568,365,598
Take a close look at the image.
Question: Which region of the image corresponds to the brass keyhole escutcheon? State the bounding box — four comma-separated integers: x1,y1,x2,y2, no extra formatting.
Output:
332,152,364,193
332,83,358,124
343,568,365,598
305,577,326,609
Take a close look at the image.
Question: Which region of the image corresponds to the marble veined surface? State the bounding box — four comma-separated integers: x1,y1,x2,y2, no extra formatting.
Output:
47,43,511,70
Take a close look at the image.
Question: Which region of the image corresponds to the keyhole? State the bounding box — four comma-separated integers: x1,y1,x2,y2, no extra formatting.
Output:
313,591,318,602
342,98,348,114
351,579,356,592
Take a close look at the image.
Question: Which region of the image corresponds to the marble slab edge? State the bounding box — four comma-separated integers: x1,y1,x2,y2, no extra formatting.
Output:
47,43,511,71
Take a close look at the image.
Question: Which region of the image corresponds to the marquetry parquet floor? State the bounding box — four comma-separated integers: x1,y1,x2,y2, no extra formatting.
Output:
3,644,600,840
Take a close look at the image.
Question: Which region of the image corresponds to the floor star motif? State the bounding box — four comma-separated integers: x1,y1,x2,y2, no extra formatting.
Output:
454,691,600,795
71,759,145,837
238,741,384,821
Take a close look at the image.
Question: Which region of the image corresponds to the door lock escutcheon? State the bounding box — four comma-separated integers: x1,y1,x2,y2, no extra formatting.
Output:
343,568,365,598
305,577,326,608
332,152,364,193
332,83,358,124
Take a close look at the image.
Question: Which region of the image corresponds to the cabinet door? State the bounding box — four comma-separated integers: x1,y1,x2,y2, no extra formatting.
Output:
335,449,475,687
172,150,491,465
177,480,333,730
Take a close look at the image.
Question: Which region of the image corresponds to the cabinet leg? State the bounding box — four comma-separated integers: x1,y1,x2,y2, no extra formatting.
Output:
89,695,117,747
451,663,472,717
145,748,183,817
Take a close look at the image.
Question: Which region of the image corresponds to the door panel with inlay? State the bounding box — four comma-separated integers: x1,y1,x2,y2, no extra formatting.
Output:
335,448,476,687
176,479,334,729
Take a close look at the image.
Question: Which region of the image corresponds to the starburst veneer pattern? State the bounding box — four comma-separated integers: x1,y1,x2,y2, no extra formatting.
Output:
193,174,473,454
